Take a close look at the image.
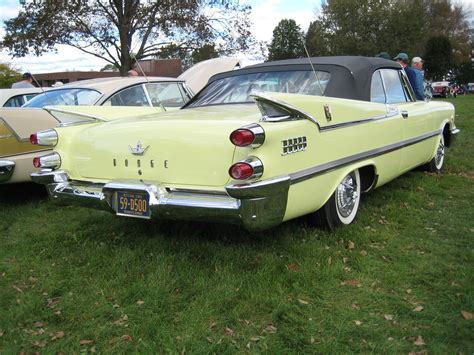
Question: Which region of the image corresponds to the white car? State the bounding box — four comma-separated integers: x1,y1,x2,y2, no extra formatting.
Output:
0,88,44,107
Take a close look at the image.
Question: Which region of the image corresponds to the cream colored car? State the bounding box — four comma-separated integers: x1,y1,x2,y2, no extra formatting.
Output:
0,77,193,184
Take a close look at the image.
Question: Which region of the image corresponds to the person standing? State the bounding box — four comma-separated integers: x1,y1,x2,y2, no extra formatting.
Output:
11,72,35,88
393,53,424,100
411,56,425,101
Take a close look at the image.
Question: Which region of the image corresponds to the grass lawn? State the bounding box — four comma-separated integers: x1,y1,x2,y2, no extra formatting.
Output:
1,95,473,353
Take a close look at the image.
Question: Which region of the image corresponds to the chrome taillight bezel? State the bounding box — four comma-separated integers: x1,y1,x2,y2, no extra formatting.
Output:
228,156,263,180
30,129,58,146
33,153,61,170
229,123,265,148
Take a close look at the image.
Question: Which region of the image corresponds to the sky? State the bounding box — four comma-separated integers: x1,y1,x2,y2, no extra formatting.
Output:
0,0,320,74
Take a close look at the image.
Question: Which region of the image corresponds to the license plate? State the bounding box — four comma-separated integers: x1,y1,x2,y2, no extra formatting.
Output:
116,191,151,219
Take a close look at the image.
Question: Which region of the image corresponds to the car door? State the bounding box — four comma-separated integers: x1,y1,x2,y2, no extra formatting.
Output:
379,69,432,173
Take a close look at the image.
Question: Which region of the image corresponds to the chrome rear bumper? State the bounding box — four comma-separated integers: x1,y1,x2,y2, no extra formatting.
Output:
30,170,290,231
0,160,15,183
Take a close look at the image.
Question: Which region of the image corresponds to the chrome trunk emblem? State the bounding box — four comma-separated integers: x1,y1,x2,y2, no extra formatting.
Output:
129,141,149,156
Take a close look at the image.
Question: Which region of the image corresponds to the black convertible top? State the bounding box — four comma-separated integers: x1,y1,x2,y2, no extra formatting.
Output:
203,56,402,102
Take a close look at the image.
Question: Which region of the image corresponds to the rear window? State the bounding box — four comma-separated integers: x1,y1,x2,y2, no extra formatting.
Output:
186,70,330,108
24,89,101,108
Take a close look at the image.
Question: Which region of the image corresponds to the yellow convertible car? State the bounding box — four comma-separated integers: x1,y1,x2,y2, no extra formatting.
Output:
30,57,459,230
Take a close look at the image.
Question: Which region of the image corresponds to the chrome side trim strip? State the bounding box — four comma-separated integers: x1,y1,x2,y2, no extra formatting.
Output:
290,130,441,184
320,107,399,132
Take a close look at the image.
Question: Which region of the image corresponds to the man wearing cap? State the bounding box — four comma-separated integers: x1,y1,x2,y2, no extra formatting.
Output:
394,53,423,100
411,57,425,100
12,72,35,88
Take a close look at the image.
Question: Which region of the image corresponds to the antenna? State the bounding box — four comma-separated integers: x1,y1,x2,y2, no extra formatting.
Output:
130,51,150,84
25,67,46,94
128,45,166,112
301,36,325,96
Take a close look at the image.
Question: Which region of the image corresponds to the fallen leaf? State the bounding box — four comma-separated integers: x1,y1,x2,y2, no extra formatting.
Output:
51,331,65,340
351,303,360,310
298,298,309,305
121,334,133,342
46,297,61,308
265,324,277,333
34,321,45,328
342,257,349,264
413,335,425,346
113,304,120,308
327,256,332,265
287,263,300,272
206,337,214,343
224,327,234,336
360,250,368,256
80,339,94,345
461,310,473,320
136,300,145,305
32,340,48,348
341,279,361,286
384,314,394,321
408,299,420,306
13,285,24,293
250,336,263,342
406,289,412,294
310,336,315,344
209,321,217,329
413,306,424,312
0,329,4,337
354,320,362,325
348,241,355,250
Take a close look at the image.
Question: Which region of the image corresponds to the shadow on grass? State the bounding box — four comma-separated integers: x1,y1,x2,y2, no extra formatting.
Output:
0,182,48,205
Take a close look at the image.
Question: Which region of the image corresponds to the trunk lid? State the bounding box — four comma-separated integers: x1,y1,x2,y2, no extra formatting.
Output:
66,104,261,187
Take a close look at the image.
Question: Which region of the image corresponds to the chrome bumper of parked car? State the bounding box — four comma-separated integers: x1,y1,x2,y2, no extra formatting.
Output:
0,160,15,183
30,170,291,231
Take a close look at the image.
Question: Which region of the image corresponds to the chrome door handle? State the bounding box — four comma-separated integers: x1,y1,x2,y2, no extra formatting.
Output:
401,110,408,118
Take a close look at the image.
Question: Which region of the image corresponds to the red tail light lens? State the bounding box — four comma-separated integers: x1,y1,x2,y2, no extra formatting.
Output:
230,129,255,147
229,162,254,180
30,133,38,145
33,157,41,168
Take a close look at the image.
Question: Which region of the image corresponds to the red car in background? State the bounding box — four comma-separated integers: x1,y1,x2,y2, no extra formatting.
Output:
432,81,450,98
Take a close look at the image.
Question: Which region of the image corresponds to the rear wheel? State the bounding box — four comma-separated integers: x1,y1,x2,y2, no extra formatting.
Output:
312,169,361,230
426,134,445,172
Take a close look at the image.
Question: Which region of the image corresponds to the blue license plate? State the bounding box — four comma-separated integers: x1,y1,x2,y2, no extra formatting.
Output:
116,191,150,218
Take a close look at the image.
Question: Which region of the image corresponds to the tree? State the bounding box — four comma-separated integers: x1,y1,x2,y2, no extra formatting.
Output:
267,19,305,61
0,63,21,88
191,44,219,64
3,0,255,75
423,36,453,81
305,0,427,57
100,64,117,72
305,0,471,69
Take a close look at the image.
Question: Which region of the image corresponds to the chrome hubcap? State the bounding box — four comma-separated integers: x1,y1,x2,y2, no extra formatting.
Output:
435,137,445,168
336,174,358,218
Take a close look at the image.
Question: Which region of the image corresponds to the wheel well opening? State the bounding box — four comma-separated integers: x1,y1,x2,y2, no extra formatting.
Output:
359,165,377,192
443,125,451,147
